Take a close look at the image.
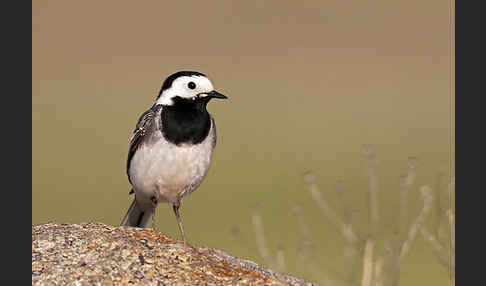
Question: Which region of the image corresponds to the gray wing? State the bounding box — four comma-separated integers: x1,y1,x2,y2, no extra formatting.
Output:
126,104,162,183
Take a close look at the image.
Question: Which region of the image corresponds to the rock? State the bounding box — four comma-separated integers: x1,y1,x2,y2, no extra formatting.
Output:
32,222,320,286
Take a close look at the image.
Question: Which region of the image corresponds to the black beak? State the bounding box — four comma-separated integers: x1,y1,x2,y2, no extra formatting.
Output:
207,90,228,99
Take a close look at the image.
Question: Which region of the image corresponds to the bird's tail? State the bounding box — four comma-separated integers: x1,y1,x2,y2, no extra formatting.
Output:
120,198,153,227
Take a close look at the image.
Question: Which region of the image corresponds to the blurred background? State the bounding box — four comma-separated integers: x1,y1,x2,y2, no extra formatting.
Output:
33,1,454,285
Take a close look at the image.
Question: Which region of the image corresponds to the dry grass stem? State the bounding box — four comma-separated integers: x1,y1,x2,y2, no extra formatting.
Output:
399,157,417,237
292,204,322,277
339,225,361,285
296,239,319,278
251,204,275,269
434,167,446,231
303,171,359,244
292,204,313,241
399,185,433,263
420,227,448,268
292,204,319,277
398,175,408,235
404,157,417,187
379,239,401,286
361,238,374,286
374,256,383,286
276,244,286,272
418,176,454,284
361,145,379,286
421,227,445,253
363,145,379,236
336,180,350,222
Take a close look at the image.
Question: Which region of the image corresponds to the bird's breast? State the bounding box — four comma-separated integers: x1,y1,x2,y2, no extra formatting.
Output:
128,130,214,204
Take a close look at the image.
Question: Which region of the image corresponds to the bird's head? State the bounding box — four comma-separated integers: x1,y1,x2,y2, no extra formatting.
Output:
155,71,227,106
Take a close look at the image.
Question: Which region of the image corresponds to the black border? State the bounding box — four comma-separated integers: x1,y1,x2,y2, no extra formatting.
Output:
4,1,32,283
456,0,483,284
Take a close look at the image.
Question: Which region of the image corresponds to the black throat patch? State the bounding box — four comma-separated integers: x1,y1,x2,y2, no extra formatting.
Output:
161,97,211,146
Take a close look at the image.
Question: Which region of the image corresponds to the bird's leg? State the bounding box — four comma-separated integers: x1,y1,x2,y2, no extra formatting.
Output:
172,202,187,247
151,195,158,231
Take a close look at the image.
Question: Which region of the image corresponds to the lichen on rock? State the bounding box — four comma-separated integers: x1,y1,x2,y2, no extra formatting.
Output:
32,222,319,286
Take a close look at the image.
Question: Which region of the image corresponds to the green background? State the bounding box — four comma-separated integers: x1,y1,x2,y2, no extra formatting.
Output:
33,1,454,285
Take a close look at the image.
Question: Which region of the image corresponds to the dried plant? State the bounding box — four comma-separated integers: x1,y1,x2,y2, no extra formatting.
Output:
399,186,433,263
303,171,359,245
232,145,454,286
420,176,455,285
251,203,289,272
251,203,275,269
276,244,286,273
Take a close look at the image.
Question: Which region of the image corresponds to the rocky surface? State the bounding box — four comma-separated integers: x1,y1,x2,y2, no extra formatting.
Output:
32,222,319,286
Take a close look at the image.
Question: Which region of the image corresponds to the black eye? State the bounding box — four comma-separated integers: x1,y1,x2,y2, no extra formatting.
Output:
188,82,196,89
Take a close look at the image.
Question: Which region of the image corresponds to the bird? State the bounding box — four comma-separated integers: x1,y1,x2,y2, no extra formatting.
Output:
120,71,227,246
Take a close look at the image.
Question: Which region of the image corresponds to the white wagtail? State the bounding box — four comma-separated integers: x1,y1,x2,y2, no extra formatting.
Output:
121,71,227,245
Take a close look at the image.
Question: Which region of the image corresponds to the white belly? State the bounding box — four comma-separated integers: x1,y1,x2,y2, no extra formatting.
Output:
128,131,214,207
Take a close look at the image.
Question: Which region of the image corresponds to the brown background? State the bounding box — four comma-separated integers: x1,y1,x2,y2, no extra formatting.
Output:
33,1,453,285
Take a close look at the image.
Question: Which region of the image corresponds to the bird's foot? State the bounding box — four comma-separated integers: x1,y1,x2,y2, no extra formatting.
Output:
150,195,158,231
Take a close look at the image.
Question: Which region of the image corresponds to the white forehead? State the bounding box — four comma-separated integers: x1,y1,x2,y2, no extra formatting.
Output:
156,75,214,105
